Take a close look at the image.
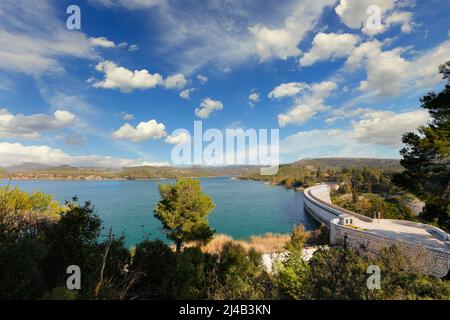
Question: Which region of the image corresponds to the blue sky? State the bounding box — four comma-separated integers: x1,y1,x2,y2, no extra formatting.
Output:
0,0,449,167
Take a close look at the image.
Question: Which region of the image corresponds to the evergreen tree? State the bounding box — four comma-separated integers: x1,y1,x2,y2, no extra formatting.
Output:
394,61,450,230
154,179,215,252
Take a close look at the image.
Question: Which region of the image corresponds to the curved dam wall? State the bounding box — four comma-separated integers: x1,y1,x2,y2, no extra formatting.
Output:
304,185,450,278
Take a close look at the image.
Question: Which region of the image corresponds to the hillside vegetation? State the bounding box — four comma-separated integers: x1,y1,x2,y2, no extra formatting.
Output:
0,164,260,180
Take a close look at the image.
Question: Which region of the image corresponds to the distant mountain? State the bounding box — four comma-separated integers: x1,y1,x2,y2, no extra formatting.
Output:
290,158,402,170
1,158,403,180
5,163,54,172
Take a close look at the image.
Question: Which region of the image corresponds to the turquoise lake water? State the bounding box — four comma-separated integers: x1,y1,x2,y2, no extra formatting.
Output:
1,177,317,246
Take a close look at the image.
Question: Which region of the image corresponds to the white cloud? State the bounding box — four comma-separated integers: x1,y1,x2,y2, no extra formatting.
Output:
0,109,76,139
165,132,190,144
345,40,450,97
128,44,140,52
350,109,430,146
92,61,164,92
325,107,372,124
89,36,116,48
43,91,96,114
164,73,188,89
180,88,195,100
280,108,429,160
335,0,415,35
269,82,309,99
384,11,414,34
120,112,134,121
248,91,261,107
249,92,260,103
300,33,359,67
197,75,208,84
276,81,338,127
92,61,188,92
112,120,167,142
280,128,397,160
0,0,97,75
250,0,336,61
156,0,335,73
88,0,165,10
195,98,224,119
0,142,169,168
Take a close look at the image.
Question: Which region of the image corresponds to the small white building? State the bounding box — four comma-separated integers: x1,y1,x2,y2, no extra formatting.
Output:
339,214,354,226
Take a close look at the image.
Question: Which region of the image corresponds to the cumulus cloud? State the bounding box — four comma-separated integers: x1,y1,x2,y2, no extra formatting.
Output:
89,36,116,48
280,108,429,160
345,40,450,96
269,82,309,99
112,119,167,142
92,61,163,92
248,91,261,107
335,0,415,35
195,98,224,119
274,81,338,127
300,33,359,67
164,74,188,89
350,109,430,146
280,128,399,161
180,88,195,100
250,0,336,61
92,61,187,92
165,132,190,144
0,142,169,168
249,92,260,103
0,109,76,139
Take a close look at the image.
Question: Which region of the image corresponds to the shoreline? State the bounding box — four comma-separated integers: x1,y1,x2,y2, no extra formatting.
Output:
0,175,234,182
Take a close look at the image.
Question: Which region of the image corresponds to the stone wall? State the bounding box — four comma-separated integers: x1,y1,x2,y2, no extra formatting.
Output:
330,223,450,277
304,185,450,278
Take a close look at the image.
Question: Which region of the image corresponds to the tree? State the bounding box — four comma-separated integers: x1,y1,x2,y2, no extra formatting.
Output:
154,179,215,252
127,240,177,299
0,186,61,242
394,61,450,230
42,198,103,297
277,225,310,299
210,242,274,300
301,247,370,300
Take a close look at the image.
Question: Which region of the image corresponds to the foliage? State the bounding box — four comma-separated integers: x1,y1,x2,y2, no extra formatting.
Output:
277,225,309,299
209,241,277,300
0,186,61,242
301,247,370,300
394,61,450,231
1,185,448,301
42,198,103,297
332,193,414,220
154,179,215,252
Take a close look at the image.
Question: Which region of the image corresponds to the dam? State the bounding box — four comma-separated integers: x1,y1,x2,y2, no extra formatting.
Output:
304,185,450,277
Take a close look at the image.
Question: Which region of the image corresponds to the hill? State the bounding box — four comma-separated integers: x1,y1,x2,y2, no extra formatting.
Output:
0,158,402,181
1,164,260,180
290,158,402,170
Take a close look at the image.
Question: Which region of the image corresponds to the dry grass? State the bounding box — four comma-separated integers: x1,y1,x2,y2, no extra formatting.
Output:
199,233,291,254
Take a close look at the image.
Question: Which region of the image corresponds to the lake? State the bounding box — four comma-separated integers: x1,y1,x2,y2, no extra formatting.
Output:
0,177,317,247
